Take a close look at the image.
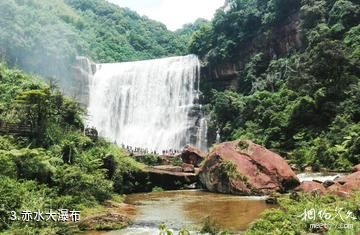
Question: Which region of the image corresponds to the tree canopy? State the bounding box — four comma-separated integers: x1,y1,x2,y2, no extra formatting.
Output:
0,0,197,86
193,0,359,170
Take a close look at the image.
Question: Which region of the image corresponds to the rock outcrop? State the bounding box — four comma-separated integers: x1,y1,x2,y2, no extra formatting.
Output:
181,163,195,173
199,140,300,195
85,127,98,141
295,171,360,197
331,171,360,196
352,164,360,172
180,145,206,167
144,167,198,190
294,181,327,194
79,201,135,231
200,13,303,84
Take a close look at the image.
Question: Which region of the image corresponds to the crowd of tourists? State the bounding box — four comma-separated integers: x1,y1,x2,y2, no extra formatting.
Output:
120,144,181,156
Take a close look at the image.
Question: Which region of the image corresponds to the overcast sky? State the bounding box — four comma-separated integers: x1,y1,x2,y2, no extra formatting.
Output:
107,0,225,31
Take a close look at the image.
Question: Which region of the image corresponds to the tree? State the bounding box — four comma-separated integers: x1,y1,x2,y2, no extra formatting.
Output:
15,88,51,142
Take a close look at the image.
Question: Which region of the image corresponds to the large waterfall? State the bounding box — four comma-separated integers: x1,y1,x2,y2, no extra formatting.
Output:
87,55,207,152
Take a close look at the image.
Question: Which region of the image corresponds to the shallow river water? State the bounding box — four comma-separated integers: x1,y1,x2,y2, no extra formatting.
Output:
296,172,343,182
85,172,344,235
85,190,275,235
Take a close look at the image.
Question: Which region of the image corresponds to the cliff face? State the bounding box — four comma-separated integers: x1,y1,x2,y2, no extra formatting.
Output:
200,12,304,89
198,12,305,144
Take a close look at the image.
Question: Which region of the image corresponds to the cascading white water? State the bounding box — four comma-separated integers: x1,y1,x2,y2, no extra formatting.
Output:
87,55,207,153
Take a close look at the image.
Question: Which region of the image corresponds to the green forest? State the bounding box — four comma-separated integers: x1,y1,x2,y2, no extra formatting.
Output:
0,0,195,87
0,0,359,234
0,63,150,233
193,0,360,171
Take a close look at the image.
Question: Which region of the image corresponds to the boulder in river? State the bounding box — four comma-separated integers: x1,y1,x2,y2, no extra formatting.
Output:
294,181,327,194
199,140,300,195
330,171,360,196
326,182,352,197
180,145,206,167
336,171,360,184
322,180,335,188
296,171,360,197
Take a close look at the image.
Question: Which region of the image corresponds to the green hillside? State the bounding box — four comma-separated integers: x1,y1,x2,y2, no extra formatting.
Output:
191,0,360,170
0,0,191,84
0,63,146,234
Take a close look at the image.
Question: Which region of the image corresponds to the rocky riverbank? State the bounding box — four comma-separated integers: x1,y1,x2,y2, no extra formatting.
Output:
131,141,360,197
295,166,360,197
80,200,136,231
81,140,360,234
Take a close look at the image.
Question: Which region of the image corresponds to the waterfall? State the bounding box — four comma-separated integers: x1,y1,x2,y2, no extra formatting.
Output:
73,56,96,106
87,55,207,152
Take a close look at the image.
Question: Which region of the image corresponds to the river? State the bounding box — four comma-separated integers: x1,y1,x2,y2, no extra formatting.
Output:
85,172,343,235
85,190,275,235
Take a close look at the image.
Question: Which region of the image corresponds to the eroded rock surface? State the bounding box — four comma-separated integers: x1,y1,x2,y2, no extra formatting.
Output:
294,181,327,194
144,167,198,190
180,145,206,167
199,140,300,195
352,164,360,173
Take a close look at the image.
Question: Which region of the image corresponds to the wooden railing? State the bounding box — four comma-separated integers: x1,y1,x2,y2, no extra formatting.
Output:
0,122,32,136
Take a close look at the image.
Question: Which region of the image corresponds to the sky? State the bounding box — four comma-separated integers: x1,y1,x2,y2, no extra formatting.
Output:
107,0,225,31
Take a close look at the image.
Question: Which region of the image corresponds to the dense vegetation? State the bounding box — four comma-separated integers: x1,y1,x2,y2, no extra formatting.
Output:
0,0,193,88
0,64,147,234
191,0,360,170
245,193,360,235
64,0,189,62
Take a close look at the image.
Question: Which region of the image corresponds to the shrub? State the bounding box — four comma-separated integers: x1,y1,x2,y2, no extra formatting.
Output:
11,148,55,184
52,165,113,203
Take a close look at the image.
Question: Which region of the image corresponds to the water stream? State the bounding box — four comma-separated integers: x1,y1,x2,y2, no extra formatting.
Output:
83,172,347,235
296,172,343,182
84,190,275,235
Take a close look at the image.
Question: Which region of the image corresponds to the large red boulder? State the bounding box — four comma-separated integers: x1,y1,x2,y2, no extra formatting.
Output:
330,171,360,195
181,145,206,167
199,140,300,195
326,182,352,197
294,181,327,194
335,171,360,184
